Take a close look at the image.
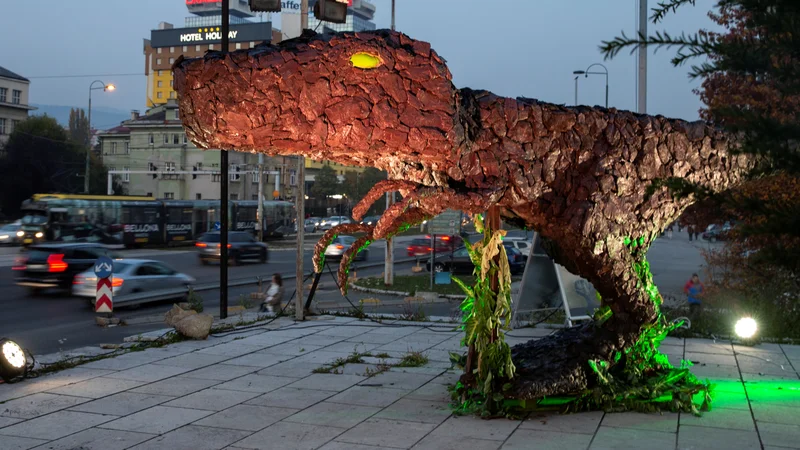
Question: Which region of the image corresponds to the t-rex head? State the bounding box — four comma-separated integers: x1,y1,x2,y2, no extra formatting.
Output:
174,29,466,186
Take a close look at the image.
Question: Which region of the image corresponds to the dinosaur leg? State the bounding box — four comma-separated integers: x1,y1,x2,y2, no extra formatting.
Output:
352,180,418,220
371,186,503,239
336,206,434,294
312,223,373,272
508,250,660,399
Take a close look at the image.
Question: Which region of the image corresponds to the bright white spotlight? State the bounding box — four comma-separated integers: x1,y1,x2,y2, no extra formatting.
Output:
735,317,758,339
0,339,27,382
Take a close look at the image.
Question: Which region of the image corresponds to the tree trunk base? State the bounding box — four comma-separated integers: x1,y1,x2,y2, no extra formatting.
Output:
509,322,624,399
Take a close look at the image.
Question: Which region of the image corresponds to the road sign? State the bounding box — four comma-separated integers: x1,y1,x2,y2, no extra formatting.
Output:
94,256,113,279
94,256,114,314
428,210,461,235
214,221,221,231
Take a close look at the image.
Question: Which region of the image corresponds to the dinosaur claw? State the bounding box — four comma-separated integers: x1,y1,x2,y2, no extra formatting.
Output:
353,180,418,220
313,223,372,272
337,234,373,295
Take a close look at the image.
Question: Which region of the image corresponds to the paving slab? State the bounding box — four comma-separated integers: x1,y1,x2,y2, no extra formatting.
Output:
99,405,212,434
757,421,800,448
245,387,334,410
232,421,344,450
359,371,435,391
197,343,265,357
287,373,366,392
677,424,761,450
502,428,594,450
680,407,756,431
195,404,299,431
153,351,233,369
47,376,146,399
0,392,89,419
257,361,322,378
431,416,521,441
283,401,380,428
405,383,451,403
163,388,261,411
0,410,118,440
35,427,154,450
319,442,397,450
374,398,451,424
589,426,676,450
223,352,294,368
601,411,679,433
183,363,260,381
130,375,222,396
104,363,193,382
128,425,252,450
216,374,299,393
0,435,48,450
410,434,501,450
520,410,603,434
258,344,325,356
0,416,23,428
327,385,410,407
335,418,436,448
70,392,173,416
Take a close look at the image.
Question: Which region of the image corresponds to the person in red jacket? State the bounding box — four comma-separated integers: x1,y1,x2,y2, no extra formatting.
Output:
684,273,705,314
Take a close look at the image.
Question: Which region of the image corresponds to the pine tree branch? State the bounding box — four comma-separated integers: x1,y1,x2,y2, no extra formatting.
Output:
651,0,698,23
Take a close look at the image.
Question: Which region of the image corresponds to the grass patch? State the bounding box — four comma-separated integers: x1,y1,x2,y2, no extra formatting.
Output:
396,351,429,367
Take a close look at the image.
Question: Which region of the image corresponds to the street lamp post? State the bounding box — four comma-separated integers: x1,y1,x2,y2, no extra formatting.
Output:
85,80,115,193
573,63,609,108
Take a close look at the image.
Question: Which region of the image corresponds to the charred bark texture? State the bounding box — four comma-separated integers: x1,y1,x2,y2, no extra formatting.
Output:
173,29,756,399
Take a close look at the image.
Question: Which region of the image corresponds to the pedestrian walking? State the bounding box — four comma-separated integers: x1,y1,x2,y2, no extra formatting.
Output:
666,224,674,239
259,273,284,313
688,225,695,241
684,273,705,315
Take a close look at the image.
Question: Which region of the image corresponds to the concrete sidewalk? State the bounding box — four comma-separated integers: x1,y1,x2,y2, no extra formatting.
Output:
1,317,799,450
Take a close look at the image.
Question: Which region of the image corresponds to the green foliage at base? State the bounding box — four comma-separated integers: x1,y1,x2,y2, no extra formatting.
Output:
450,214,516,416
450,233,713,418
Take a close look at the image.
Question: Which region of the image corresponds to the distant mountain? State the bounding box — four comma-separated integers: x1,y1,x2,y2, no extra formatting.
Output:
30,104,131,131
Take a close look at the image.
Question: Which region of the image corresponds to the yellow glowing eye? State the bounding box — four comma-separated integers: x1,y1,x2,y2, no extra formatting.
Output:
350,52,382,69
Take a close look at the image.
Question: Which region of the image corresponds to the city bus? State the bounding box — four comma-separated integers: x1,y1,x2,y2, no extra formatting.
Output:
18,194,295,247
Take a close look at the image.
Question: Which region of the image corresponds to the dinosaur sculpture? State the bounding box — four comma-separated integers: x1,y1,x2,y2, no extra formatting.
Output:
173,30,753,399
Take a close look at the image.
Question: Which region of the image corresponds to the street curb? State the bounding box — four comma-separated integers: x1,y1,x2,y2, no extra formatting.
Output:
349,283,465,300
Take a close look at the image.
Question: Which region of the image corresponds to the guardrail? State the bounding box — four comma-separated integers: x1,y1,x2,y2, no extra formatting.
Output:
110,257,421,307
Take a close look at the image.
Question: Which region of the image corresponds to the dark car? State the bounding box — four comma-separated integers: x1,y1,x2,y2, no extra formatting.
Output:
426,244,525,275
359,216,381,226
407,235,464,257
196,231,268,265
13,243,120,295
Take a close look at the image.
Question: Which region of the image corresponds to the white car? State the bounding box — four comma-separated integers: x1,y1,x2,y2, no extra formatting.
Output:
324,235,368,262
320,216,351,230
503,237,533,258
72,259,195,307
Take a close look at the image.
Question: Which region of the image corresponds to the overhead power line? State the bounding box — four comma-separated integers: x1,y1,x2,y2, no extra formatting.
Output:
27,73,143,79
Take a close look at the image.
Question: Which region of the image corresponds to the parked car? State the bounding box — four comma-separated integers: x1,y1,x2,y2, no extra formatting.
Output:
319,216,351,230
195,231,268,265
324,235,369,262
359,216,381,226
503,237,533,259
294,219,317,233
406,235,464,257
426,245,524,275
13,243,120,295
0,222,23,246
702,223,734,242
307,217,324,231
72,259,194,307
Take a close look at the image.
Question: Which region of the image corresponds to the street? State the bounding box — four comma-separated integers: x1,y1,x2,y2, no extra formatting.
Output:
0,229,719,356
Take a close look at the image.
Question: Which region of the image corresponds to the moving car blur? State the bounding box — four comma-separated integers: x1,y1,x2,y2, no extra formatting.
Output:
195,231,268,265
324,235,369,262
72,259,194,307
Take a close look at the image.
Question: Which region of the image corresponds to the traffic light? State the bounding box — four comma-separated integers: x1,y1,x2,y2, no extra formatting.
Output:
314,0,349,23
248,0,281,12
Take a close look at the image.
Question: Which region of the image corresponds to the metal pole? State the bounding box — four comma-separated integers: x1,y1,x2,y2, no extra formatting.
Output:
574,76,578,106
107,172,113,195
605,73,609,108
257,155,264,242
391,0,395,31
429,233,434,290
384,192,394,285
638,0,647,113
294,0,309,320
219,0,230,319
84,92,92,193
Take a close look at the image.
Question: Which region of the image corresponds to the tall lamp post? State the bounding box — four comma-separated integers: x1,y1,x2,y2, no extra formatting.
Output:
85,80,115,193
573,63,609,108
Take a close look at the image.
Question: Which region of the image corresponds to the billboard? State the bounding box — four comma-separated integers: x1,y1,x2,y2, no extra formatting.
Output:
151,22,272,47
